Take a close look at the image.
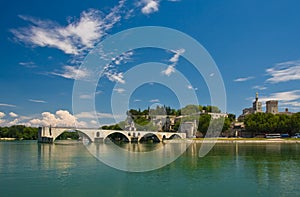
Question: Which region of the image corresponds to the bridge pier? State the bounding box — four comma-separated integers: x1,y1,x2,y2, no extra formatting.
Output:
37,126,186,143
38,137,53,143
38,127,53,143
94,137,104,143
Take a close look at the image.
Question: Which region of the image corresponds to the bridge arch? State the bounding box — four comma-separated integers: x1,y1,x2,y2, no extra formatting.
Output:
168,133,182,139
52,128,93,143
139,132,161,142
103,131,130,142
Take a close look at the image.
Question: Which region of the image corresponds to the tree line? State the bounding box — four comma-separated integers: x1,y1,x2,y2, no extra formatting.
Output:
0,125,38,140
0,125,80,140
244,112,300,135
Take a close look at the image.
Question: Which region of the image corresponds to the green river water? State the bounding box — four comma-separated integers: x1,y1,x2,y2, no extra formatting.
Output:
0,141,299,197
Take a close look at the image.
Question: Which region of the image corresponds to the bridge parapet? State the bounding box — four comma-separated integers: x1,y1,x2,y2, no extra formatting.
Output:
38,126,186,143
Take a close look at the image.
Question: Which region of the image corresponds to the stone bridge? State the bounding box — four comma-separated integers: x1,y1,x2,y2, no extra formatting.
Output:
38,126,186,143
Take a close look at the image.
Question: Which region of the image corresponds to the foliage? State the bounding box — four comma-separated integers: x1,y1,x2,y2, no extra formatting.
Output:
102,124,123,130
101,104,228,135
244,112,300,135
0,125,38,140
56,131,79,140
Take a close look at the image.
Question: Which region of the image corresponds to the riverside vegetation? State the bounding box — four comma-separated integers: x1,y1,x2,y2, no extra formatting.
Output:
1,105,300,140
102,105,300,137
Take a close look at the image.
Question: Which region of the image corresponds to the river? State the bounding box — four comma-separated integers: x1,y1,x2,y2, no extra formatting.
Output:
0,141,299,197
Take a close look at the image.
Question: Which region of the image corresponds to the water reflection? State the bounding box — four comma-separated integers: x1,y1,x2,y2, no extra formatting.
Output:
0,141,300,196
85,141,190,172
177,142,300,195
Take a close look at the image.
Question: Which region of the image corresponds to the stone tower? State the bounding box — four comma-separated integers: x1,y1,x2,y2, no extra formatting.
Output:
266,100,278,114
252,92,262,113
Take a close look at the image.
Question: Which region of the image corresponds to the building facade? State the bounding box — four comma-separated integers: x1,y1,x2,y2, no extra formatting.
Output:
266,100,278,114
252,92,262,113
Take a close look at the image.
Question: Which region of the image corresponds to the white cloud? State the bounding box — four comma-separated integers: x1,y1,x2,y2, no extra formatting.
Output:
101,51,133,83
134,99,142,102
162,48,185,76
111,51,133,65
9,112,18,118
0,113,33,127
234,76,254,82
162,65,175,76
90,120,98,125
29,110,87,127
252,85,267,90
266,60,300,83
281,101,300,107
141,0,159,14
149,99,160,103
0,103,16,107
258,90,300,103
79,94,93,99
105,71,125,84
169,48,185,63
0,110,115,127
51,65,90,80
75,111,120,119
11,1,127,55
187,85,197,91
113,88,126,93
29,99,47,103
19,61,37,68
0,112,5,119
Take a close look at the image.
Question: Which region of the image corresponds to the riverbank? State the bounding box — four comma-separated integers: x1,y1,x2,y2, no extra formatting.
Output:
190,138,300,143
0,138,17,141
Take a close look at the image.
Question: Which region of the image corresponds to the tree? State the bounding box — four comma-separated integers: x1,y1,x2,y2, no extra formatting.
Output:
0,125,38,140
198,114,211,136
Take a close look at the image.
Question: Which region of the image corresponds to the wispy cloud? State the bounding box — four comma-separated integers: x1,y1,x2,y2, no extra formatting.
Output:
0,103,16,107
113,88,126,93
101,51,134,84
105,71,125,84
187,85,197,90
19,61,37,68
79,94,93,99
134,99,142,102
76,111,119,119
169,48,185,64
258,90,300,103
51,65,90,80
111,51,133,65
11,0,127,56
162,66,175,76
141,0,160,14
29,99,47,103
162,48,185,76
149,99,160,103
266,60,300,83
258,90,300,110
252,85,267,90
234,76,254,82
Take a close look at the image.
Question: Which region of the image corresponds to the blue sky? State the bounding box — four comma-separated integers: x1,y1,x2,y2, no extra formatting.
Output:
1,0,300,127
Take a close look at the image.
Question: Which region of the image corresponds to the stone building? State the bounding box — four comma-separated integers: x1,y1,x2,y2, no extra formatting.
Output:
252,92,262,113
266,100,278,114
